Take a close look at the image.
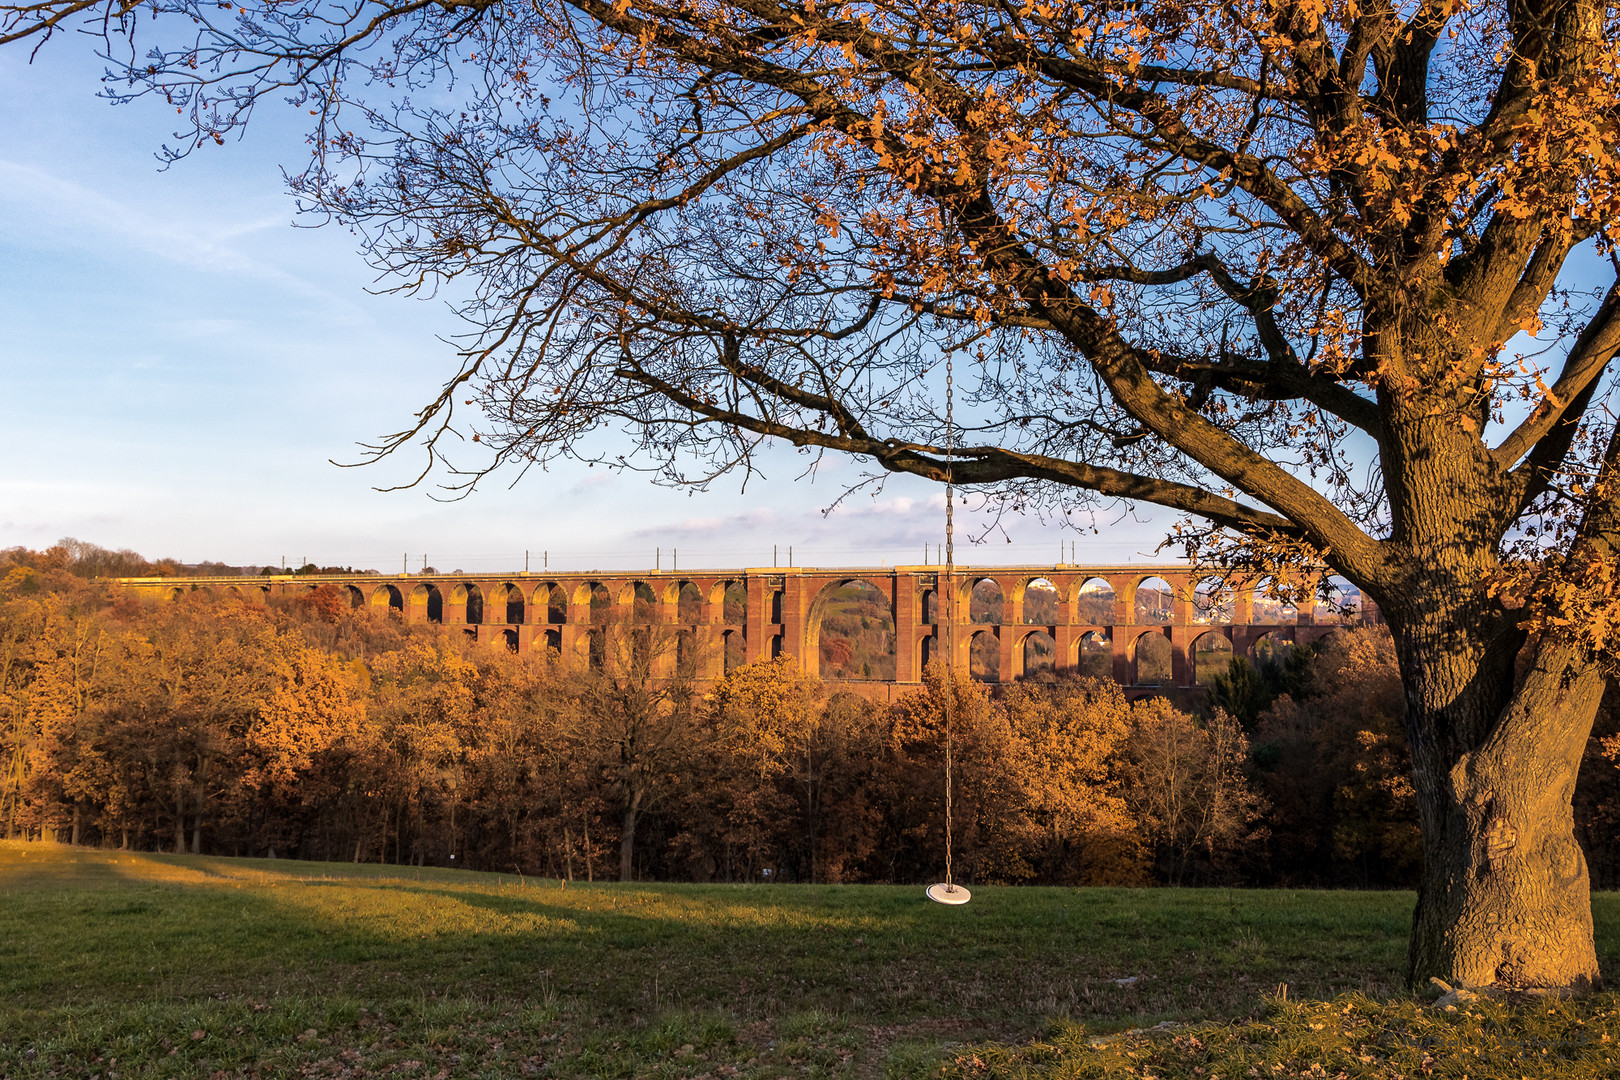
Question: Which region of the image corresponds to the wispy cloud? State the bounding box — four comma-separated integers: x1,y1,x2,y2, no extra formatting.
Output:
1,161,270,269
628,507,780,540
568,472,620,494
0,160,371,322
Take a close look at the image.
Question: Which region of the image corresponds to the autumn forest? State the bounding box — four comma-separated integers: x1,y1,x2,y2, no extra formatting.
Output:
5,541,1619,891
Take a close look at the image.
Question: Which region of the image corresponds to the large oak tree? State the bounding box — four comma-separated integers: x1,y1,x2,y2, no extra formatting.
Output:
7,0,1620,990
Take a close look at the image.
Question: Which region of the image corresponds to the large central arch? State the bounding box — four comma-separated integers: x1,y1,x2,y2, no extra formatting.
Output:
805,577,897,680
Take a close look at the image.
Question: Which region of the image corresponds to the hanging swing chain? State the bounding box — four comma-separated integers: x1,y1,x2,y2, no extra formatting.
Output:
943,349,955,891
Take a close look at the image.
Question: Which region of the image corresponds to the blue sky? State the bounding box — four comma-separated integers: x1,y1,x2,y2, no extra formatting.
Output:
0,43,1185,573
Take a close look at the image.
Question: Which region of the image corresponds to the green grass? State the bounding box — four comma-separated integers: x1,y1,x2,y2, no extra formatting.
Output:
3,842,1619,1079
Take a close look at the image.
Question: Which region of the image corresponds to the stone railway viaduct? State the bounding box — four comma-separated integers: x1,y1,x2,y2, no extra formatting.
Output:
124,565,1371,701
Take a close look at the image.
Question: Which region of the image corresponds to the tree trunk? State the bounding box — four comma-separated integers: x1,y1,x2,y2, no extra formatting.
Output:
620,789,642,882
804,754,817,885
173,787,187,854
1376,390,1618,992
191,758,209,855
1403,628,1606,990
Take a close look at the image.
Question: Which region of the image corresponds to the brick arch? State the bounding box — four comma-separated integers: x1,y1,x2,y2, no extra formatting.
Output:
967,627,1000,681
618,580,652,605
1075,628,1112,679
532,581,567,623
1190,574,1235,624
713,580,747,624
1131,574,1176,625
1251,578,1301,625
1129,628,1173,686
369,583,404,611
666,580,703,623
1074,576,1118,625
656,579,687,614
1313,626,1350,648
1010,626,1056,679
920,632,940,674
450,581,485,624
722,628,744,674
1312,576,1361,625
620,580,658,622
1191,628,1234,685
1016,575,1063,625
804,576,897,680
919,585,939,624
1004,624,1048,648
410,582,446,623
1248,628,1296,664
959,574,1008,625
489,582,526,624
573,581,612,623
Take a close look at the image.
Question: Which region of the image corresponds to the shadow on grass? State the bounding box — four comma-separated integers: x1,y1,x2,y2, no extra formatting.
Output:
0,844,1429,1031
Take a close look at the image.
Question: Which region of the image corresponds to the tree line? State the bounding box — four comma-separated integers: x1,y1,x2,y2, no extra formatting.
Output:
4,543,1617,888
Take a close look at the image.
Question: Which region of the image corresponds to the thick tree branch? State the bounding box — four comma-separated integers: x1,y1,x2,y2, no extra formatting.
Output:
1083,253,1384,435
1496,278,1620,473
1492,226,1595,344
612,352,1302,537
1137,350,1382,435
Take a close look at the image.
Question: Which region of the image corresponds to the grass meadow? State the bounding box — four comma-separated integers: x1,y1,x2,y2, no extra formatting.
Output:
5,841,1620,1079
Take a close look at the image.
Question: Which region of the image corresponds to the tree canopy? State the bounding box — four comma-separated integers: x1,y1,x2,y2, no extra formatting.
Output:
4,0,1614,594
